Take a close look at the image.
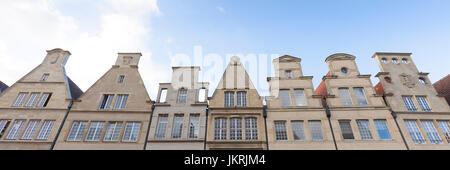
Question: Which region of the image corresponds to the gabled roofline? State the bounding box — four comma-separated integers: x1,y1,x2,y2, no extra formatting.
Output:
371,52,412,58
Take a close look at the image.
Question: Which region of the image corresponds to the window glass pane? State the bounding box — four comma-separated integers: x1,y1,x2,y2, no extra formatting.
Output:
99,94,114,110
21,120,41,140
274,121,287,141
12,93,28,107
214,118,227,140
356,120,373,140
245,117,258,140
291,121,305,141
188,115,200,138
280,90,291,107
237,92,247,107
159,89,168,103
85,122,105,141
118,75,125,83
114,94,128,110
172,116,184,138
339,120,354,140
25,93,40,107
5,120,26,140
0,120,11,138
177,89,187,104
309,120,323,141
36,120,55,140
404,120,426,144
338,88,353,106
402,97,417,112
421,121,442,144
285,71,292,78
437,121,450,143
36,93,52,108
224,92,234,107
353,88,368,106
104,122,123,141
230,118,242,140
416,97,431,112
122,122,141,142
374,120,392,140
155,116,168,139
293,90,307,106
67,121,88,141
41,74,49,81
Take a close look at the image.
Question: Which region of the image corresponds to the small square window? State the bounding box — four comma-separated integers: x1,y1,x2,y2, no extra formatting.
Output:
118,75,125,83
285,70,292,78
41,74,49,81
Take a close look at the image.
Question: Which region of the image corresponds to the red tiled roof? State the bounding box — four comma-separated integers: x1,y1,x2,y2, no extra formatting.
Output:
314,72,331,107
434,74,450,105
374,82,385,95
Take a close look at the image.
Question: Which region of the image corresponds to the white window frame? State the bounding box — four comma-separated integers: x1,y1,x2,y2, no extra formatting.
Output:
274,121,288,141
12,92,28,107
36,120,55,140
103,122,123,142
25,93,40,107
36,93,52,108
291,120,306,141
356,120,373,140
416,96,431,112
99,94,114,110
293,89,307,106
224,92,234,107
309,120,324,142
188,115,200,139
171,115,184,139
338,88,353,106
230,118,242,140
404,120,426,144
437,121,450,143
66,121,88,141
113,94,128,110
237,91,247,107
402,96,417,112
177,89,187,104
155,116,168,139
122,122,141,142
353,88,368,106
21,120,41,140
214,118,227,140
159,89,168,103
421,120,442,144
280,90,291,107
245,117,258,140
85,121,105,141
5,120,26,140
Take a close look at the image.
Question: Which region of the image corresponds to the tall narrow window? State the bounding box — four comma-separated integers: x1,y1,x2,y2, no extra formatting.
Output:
280,90,291,107
374,120,392,140
172,115,184,138
118,75,125,83
230,118,242,140
67,121,88,141
339,120,354,140
21,120,41,140
353,88,368,106
155,116,168,139
309,120,323,141
113,94,128,110
36,120,55,140
237,92,247,107
25,93,40,107
99,94,114,110
36,93,52,108
159,89,168,103
85,121,105,141
188,115,200,139
177,89,187,104
293,89,307,106
404,120,426,144
285,70,292,78
41,73,49,81
214,118,227,140
224,92,234,107
338,88,353,106
274,121,288,141
12,92,28,107
245,117,258,140
0,120,11,138
437,121,450,143
421,121,442,144
291,121,305,141
416,96,431,112
103,122,123,142
356,120,373,140
5,120,26,140
122,122,141,142
402,96,417,111
198,88,206,102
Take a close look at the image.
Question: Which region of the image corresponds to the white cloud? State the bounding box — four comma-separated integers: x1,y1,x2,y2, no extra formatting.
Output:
0,0,167,99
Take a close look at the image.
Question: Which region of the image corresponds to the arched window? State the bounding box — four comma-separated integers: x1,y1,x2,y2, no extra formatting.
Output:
341,67,348,74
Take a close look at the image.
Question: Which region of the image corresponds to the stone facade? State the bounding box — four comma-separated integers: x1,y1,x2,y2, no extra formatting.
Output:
54,53,153,150
0,48,83,150
373,53,450,150
147,66,209,150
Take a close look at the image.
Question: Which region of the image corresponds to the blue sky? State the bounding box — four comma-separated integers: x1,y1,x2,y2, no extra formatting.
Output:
0,0,449,99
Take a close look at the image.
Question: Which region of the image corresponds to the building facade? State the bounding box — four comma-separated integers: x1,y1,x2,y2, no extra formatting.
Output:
54,53,153,150
433,74,450,106
315,53,407,150
373,53,450,150
0,48,83,150
147,67,209,150
0,81,8,94
266,55,335,150
206,57,267,150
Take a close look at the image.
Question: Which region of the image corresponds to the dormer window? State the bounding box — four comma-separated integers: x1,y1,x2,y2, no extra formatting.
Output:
341,67,348,74
41,74,49,81
118,75,125,83
285,70,292,78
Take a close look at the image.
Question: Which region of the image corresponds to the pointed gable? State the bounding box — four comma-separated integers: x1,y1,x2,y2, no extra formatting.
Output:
215,56,257,90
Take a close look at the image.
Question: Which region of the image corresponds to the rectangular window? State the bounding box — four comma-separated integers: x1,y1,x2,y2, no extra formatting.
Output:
67,121,88,141
404,120,426,144
36,93,52,108
172,115,184,138
339,120,355,140
122,122,141,142
25,93,40,107
237,92,247,107
5,120,26,140
12,92,28,107
155,116,168,139
291,121,305,141
188,115,200,139
36,120,55,140
338,88,353,106
214,118,227,140
118,75,125,83
374,120,392,140
353,88,368,106
294,89,307,106
274,121,288,141
416,97,431,112
99,94,114,110
224,92,234,107
198,88,206,102
230,118,242,140
113,94,128,110
159,89,168,103
437,121,450,143
21,120,41,140
285,70,292,78
245,117,258,140
280,90,291,107
41,73,49,81
402,96,417,112
103,122,123,142
421,121,442,144
177,89,187,104
85,121,105,141
309,120,323,141
356,120,373,140
0,120,11,138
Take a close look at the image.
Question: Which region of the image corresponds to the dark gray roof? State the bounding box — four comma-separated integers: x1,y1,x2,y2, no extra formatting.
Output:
67,77,83,100
0,81,8,92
